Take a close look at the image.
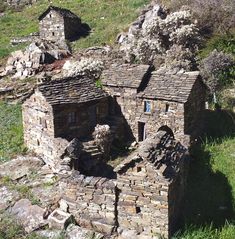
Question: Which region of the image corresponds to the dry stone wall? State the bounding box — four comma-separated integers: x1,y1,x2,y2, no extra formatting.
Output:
39,10,65,42
103,85,187,143
58,171,117,235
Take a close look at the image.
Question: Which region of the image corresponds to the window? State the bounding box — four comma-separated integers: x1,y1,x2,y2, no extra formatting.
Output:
52,32,55,36
68,112,77,124
144,101,151,113
165,103,170,113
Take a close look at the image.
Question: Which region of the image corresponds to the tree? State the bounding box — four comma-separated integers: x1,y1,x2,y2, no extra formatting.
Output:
200,50,234,104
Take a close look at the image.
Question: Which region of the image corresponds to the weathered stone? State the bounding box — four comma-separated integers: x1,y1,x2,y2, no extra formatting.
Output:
10,199,48,233
0,156,44,180
48,209,73,230
0,186,20,211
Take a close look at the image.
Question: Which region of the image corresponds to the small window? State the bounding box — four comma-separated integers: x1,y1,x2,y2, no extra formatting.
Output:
144,101,151,113
136,207,141,214
49,14,52,18
137,166,142,172
68,112,77,124
165,103,170,113
52,32,55,36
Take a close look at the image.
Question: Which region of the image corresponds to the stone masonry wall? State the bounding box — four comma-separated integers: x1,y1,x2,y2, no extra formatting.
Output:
22,90,55,161
39,10,65,42
64,17,82,40
184,79,206,135
58,171,117,235
103,85,185,142
116,160,170,238
22,90,70,169
53,99,109,140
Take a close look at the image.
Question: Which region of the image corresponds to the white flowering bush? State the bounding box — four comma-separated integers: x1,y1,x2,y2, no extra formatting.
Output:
63,58,104,79
92,124,112,161
119,5,200,68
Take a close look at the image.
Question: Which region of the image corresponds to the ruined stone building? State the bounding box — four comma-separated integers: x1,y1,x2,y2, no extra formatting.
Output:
22,65,206,238
38,6,83,42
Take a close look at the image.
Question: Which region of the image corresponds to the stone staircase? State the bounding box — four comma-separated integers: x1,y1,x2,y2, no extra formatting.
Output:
74,140,103,174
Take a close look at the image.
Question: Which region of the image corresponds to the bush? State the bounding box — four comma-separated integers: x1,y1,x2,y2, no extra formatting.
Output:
165,0,235,35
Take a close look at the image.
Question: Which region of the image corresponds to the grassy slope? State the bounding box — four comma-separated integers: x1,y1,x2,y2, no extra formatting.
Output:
0,0,235,238
0,0,149,58
0,102,24,162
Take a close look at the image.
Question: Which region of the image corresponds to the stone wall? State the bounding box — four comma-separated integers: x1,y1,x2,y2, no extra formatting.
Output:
184,79,206,135
39,10,65,42
22,90,55,161
104,85,185,142
53,98,109,140
22,90,70,169
116,160,170,238
58,171,117,235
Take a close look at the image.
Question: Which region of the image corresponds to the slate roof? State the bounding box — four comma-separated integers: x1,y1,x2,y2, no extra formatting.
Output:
39,6,80,21
101,64,151,89
137,70,200,103
38,77,108,105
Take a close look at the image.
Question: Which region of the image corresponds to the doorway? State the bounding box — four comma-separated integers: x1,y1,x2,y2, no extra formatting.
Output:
138,122,146,141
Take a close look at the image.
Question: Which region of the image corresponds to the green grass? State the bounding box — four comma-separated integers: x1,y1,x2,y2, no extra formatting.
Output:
0,101,25,162
173,109,235,239
0,0,149,58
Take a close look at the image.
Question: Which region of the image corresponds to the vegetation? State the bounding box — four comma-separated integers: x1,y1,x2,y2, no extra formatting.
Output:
0,102,25,162
174,109,235,238
0,0,149,58
0,0,234,238
0,213,48,239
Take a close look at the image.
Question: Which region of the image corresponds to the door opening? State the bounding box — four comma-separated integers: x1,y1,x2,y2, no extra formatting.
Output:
138,122,146,142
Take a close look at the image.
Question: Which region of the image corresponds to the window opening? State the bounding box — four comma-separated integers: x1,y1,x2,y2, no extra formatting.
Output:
165,103,170,113
144,101,151,113
68,112,77,124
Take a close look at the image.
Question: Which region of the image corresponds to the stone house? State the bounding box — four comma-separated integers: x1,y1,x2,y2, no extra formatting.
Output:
38,6,82,42
22,64,206,238
101,64,206,146
22,76,109,168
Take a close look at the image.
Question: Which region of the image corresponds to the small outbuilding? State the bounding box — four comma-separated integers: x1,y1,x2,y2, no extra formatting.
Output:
38,6,83,42
22,76,109,166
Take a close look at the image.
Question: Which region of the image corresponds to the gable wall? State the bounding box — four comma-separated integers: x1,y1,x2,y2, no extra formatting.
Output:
184,79,206,135
22,91,55,162
39,10,65,41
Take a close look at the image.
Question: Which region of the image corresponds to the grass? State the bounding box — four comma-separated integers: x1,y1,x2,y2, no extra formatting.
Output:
0,0,149,58
0,101,25,162
0,213,62,239
173,109,235,239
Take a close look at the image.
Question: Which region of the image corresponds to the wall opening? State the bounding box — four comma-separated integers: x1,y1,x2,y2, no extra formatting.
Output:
158,125,174,138
165,103,170,113
138,122,146,142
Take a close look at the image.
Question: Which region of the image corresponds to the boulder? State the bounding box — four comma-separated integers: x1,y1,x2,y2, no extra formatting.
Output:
0,156,44,180
10,198,48,233
0,186,20,211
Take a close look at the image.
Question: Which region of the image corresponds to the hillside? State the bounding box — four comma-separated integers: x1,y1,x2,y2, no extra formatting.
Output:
0,0,149,58
0,0,235,239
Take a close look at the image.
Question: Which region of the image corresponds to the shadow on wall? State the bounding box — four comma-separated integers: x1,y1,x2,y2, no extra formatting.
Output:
181,109,235,229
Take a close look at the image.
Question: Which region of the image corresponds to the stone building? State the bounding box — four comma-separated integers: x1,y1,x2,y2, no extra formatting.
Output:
22,64,206,238
22,76,109,169
101,65,206,146
38,6,82,42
